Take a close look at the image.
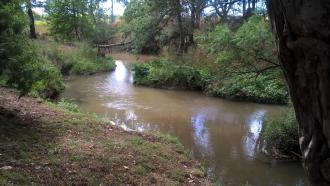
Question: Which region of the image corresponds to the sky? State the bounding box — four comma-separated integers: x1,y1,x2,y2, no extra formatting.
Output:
33,0,125,16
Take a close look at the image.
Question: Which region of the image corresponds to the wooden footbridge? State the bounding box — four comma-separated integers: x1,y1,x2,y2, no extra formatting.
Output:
94,42,131,56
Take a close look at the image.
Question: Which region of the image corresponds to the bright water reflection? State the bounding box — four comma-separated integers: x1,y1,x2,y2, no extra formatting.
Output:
191,110,213,157
61,59,308,186
244,109,266,158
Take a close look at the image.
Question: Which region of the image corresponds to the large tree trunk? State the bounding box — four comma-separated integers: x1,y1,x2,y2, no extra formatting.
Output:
27,0,37,39
267,1,330,185
251,0,256,11
242,0,246,16
111,0,114,22
189,0,196,44
175,0,184,54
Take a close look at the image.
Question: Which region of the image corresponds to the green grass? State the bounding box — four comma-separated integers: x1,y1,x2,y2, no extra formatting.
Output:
35,20,49,35
33,40,116,76
57,99,80,112
0,170,29,185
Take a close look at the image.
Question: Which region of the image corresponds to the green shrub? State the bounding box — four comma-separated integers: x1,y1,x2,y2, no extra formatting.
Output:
196,15,288,104
133,59,287,103
0,2,63,97
29,62,65,99
263,108,300,155
133,60,212,90
208,73,288,104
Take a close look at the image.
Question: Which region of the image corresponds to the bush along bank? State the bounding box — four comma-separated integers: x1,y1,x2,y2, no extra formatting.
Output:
133,60,212,90
133,60,288,104
16,40,117,99
35,40,116,76
261,108,301,160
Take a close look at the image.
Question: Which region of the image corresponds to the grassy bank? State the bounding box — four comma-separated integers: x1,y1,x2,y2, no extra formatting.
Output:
34,40,116,75
23,40,116,99
0,87,211,185
133,60,288,104
0,39,116,99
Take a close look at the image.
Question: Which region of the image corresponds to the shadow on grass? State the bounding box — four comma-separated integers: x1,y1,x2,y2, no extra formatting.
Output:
0,107,59,184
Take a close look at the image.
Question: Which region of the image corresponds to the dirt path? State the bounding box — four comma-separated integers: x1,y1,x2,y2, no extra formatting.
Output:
0,87,211,185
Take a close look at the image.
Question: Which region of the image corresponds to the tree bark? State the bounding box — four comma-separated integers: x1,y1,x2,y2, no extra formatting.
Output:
242,0,246,16
27,0,37,39
252,0,256,11
189,0,196,44
175,0,184,54
72,4,80,40
111,0,114,22
267,0,330,185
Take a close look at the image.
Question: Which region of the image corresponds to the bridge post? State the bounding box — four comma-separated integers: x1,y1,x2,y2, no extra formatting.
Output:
97,47,106,57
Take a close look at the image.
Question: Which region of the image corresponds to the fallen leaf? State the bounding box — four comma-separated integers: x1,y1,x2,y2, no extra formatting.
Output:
0,166,13,170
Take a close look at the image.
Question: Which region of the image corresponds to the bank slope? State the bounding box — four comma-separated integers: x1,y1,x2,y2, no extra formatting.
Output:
0,87,211,185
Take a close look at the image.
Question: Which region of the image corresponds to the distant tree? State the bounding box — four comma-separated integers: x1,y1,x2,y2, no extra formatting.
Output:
123,0,172,53
123,0,206,54
267,0,330,185
209,0,240,21
0,0,61,94
197,15,279,76
187,0,207,44
45,0,107,41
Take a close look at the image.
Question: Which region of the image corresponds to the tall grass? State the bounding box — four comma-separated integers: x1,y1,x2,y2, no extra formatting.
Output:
34,40,116,75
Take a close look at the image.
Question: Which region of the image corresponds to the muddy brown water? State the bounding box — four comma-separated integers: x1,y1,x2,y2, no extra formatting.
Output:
61,54,308,186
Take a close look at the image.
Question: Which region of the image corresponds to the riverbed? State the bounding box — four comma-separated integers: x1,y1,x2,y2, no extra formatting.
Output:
61,54,308,186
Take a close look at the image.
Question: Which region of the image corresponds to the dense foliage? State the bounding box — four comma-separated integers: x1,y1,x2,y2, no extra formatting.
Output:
122,0,172,53
134,16,288,104
134,59,287,103
197,15,279,76
198,15,288,103
262,108,300,157
134,60,211,90
207,73,287,103
0,0,63,96
45,0,116,42
36,40,116,75
122,0,263,54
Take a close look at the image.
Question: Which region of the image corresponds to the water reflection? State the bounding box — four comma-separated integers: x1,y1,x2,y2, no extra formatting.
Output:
243,109,266,158
113,60,131,82
61,58,308,186
191,110,213,157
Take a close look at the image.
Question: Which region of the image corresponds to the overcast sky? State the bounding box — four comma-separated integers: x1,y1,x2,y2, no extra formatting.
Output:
33,0,125,16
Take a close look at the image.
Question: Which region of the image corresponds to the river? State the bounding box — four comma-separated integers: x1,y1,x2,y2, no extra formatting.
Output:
61,54,308,186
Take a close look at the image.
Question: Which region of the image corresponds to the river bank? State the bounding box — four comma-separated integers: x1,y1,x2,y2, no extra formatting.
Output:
132,60,288,104
61,60,308,185
0,87,211,185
